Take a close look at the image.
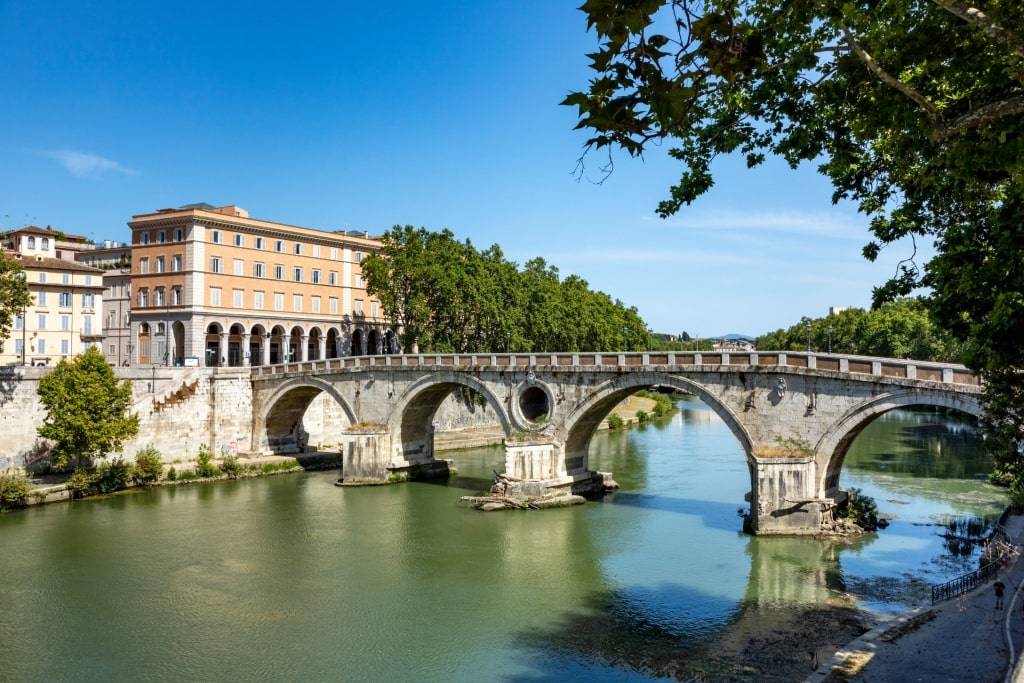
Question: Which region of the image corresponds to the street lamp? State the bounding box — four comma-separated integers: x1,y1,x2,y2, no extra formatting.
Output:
623,326,628,352
805,321,812,353
828,325,833,355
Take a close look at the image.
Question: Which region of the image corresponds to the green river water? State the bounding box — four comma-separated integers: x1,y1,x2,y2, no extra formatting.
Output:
0,398,1004,682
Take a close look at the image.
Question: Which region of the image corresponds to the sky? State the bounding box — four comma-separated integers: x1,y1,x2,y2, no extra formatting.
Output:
0,1,931,338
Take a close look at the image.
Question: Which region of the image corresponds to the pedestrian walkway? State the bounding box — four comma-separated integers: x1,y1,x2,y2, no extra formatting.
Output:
807,513,1024,683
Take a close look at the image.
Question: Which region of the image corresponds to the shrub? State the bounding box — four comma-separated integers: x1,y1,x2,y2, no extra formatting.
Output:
636,410,650,423
195,445,220,478
98,458,133,493
133,446,164,483
66,468,101,499
219,455,243,479
0,473,31,510
607,415,624,430
166,466,177,481
177,470,199,481
843,487,879,521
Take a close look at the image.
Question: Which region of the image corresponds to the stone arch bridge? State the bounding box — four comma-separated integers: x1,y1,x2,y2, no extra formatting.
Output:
250,351,980,535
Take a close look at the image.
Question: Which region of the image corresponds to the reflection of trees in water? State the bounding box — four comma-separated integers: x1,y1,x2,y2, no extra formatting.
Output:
844,407,991,480
512,586,866,682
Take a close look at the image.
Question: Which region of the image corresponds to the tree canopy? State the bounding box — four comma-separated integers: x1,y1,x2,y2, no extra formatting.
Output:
361,225,649,354
566,0,1024,491
37,346,139,469
755,298,964,361
0,250,32,355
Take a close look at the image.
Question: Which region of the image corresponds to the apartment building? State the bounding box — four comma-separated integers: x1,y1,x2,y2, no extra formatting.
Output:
128,203,392,366
0,226,106,366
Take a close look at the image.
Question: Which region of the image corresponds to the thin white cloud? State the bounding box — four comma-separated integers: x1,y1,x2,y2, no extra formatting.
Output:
654,208,867,241
42,150,138,178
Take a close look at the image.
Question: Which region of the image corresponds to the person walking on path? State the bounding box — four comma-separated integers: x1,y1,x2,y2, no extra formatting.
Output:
996,580,1006,610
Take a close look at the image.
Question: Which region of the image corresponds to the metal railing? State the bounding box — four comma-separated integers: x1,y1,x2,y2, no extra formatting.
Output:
931,504,1024,604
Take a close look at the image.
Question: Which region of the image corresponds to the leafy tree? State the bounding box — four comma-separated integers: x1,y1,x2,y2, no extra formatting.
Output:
363,226,650,353
0,250,32,354
754,299,963,361
567,1,1023,487
37,346,139,469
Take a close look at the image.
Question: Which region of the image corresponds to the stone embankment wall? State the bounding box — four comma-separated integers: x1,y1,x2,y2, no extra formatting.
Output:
0,367,254,470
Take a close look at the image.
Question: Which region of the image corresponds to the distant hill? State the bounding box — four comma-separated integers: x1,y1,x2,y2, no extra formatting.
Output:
713,333,756,341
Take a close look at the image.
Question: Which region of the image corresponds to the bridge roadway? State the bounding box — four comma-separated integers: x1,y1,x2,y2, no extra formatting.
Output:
248,351,980,535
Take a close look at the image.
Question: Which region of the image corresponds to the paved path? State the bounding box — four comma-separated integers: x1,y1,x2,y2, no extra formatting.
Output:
807,514,1024,683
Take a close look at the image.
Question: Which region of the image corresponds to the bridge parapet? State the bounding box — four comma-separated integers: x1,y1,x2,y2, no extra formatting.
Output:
251,351,978,388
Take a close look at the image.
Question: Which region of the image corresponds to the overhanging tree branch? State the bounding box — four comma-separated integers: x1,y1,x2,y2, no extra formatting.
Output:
930,0,1024,60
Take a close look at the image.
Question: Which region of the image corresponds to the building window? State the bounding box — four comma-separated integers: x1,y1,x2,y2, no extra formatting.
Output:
329,297,338,314
41,238,49,250
209,287,221,306
82,293,95,307
109,344,115,355
38,314,47,329
313,245,321,257
356,252,363,263
155,256,165,273
312,269,322,284
15,339,23,355
254,262,266,278
173,228,183,242
294,243,303,255
293,294,302,312
138,289,149,307
255,237,265,250
211,230,222,244
37,291,47,306
154,288,165,306
329,271,337,286
38,339,46,354
355,274,363,288
85,275,92,285
107,311,115,329
274,292,284,311
27,236,36,248
210,256,223,273
233,289,243,307
293,267,303,282
233,258,244,276
275,240,284,253
234,234,245,247
61,339,69,355
355,299,364,315
59,291,72,307
371,301,378,317
157,230,166,244
171,286,182,305
83,316,92,334
254,291,264,310
140,233,150,245
38,272,46,283
172,254,182,272
61,315,70,331
330,248,338,260
139,258,149,274
62,273,70,284
312,296,321,313
274,264,284,280
15,314,23,330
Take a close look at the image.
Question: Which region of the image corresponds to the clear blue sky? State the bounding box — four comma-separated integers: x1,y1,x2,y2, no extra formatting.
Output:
0,1,928,338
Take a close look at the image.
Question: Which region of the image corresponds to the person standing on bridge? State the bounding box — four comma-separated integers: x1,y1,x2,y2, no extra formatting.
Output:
994,580,1006,609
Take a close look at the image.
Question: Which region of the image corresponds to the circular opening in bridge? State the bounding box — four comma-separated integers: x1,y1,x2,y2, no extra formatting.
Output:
519,386,550,423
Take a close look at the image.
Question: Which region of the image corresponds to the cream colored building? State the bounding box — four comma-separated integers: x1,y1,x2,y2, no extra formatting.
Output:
1,226,106,366
128,203,392,366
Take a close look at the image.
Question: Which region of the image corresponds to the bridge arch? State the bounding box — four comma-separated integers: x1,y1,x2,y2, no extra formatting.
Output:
815,388,981,496
256,377,357,453
388,372,511,462
559,371,754,476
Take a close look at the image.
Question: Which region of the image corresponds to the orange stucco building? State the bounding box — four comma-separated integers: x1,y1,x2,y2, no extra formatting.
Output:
128,203,392,366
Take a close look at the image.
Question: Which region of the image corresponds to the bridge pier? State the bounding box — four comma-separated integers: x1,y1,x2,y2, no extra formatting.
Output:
747,456,844,535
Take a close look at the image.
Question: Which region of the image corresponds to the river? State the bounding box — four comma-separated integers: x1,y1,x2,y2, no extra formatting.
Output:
0,397,1004,682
